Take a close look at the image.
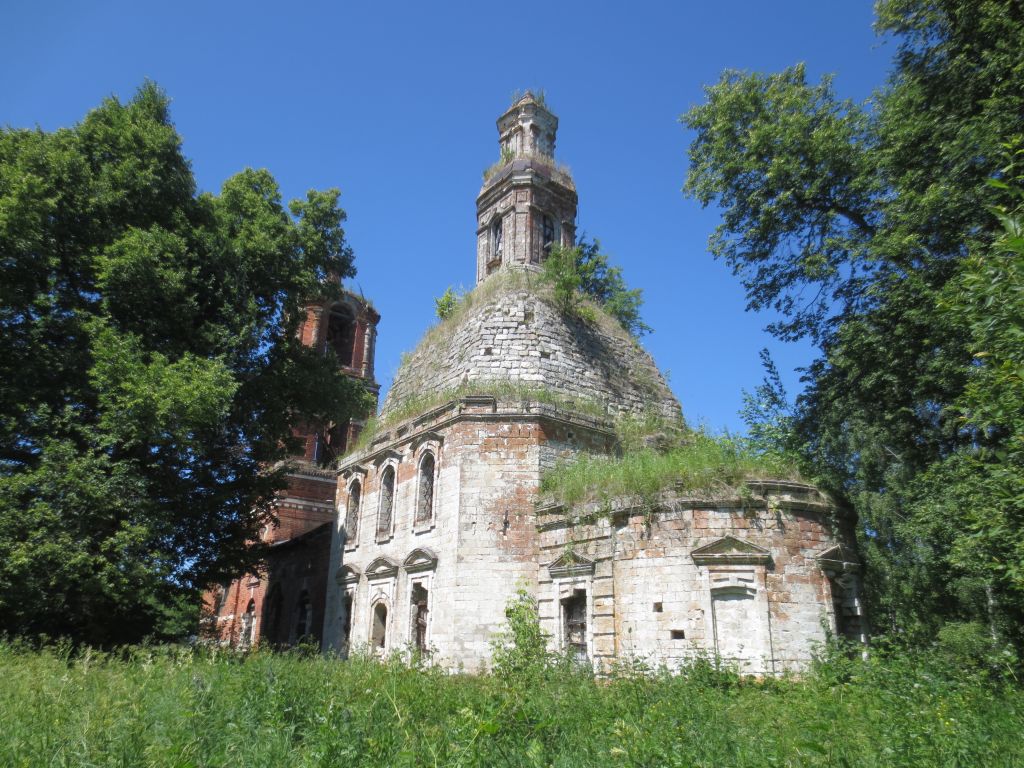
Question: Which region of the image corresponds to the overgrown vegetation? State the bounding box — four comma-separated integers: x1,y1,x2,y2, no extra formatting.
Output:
1,638,1020,767
684,0,1024,649
541,425,799,511
542,239,651,338
0,84,371,645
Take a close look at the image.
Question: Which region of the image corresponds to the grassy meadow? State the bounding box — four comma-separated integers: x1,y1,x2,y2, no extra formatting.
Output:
0,640,1021,767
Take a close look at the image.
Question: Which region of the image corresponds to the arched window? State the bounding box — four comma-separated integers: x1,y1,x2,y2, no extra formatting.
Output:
295,590,311,642
416,453,435,525
324,304,356,367
371,603,388,653
492,219,503,260
345,480,361,543
377,467,395,537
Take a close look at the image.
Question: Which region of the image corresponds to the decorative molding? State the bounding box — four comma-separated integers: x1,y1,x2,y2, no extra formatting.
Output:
372,449,401,468
546,551,595,579
410,431,444,451
691,536,772,566
365,556,400,580
340,465,368,481
403,547,439,574
816,544,861,574
336,565,361,585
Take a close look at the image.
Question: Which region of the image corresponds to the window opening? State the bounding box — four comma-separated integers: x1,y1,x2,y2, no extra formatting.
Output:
371,603,388,652
325,306,356,367
295,590,311,642
411,583,429,653
264,585,283,644
377,468,395,537
342,592,354,649
416,454,435,525
562,589,588,661
240,599,256,648
492,219,504,261
542,215,555,255
345,481,361,542
320,421,348,466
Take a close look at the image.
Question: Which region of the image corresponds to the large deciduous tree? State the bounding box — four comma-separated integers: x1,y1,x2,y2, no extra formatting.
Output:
684,0,1024,645
0,83,371,644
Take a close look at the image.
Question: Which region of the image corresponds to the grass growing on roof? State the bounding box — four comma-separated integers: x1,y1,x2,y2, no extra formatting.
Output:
540,428,800,509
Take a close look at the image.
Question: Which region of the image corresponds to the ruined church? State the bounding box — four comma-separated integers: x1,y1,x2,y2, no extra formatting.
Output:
210,93,864,674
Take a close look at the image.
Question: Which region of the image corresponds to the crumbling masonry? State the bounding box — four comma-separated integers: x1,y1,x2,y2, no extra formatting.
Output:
320,93,865,673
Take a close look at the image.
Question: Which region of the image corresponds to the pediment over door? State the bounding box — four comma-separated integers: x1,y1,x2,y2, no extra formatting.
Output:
365,556,400,580
817,544,860,574
691,536,772,566
404,547,439,574
546,551,595,579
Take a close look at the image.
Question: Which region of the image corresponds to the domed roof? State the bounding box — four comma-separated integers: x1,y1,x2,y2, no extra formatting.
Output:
381,273,682,423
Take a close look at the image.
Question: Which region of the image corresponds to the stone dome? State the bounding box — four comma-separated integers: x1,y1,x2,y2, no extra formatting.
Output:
380,274,682,423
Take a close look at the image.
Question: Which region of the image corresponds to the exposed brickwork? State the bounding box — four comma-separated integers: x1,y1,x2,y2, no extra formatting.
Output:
322,94,862,673
203,290,380,649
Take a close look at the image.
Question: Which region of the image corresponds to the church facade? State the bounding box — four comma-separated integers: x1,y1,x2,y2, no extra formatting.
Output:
320,94,865,673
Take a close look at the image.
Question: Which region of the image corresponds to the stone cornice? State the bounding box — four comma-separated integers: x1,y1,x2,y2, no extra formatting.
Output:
339,397,615,470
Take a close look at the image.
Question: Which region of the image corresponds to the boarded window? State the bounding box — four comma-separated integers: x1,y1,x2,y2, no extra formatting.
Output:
416,453,435,524
411,583,429,653
345,481,361,542
377,468,395,537
325,306,356,366
372,603,388,652
562,589,588,661
711,587,759,666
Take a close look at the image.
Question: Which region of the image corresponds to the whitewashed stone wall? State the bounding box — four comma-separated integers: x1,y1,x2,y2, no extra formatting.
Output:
536,481,861,674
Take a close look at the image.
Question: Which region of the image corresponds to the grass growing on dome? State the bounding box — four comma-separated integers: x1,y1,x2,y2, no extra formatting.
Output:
540,427,801,509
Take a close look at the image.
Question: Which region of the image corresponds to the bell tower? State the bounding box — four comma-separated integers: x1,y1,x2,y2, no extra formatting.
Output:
475,92,578,285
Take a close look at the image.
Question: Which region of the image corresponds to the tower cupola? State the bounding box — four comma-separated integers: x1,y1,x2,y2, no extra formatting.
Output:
475,92,578,285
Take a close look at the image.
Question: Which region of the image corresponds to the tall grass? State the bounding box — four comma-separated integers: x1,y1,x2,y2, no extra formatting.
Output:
540,429,800,509
0,640,1020,767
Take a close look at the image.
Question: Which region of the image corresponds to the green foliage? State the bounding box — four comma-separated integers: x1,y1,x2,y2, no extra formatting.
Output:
739,348,798,463
540,428,799,511
433,285,463,321
490,588,551,680
684,0,1024,646
541,238,651,337
0,83,372,645
0,641,1021,767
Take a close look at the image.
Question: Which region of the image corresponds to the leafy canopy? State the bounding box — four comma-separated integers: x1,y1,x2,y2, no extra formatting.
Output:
684,0,1024,645
0,83,371,644
541,237,651,338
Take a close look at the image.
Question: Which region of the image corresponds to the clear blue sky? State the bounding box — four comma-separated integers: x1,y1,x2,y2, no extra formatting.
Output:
2,1,893,432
